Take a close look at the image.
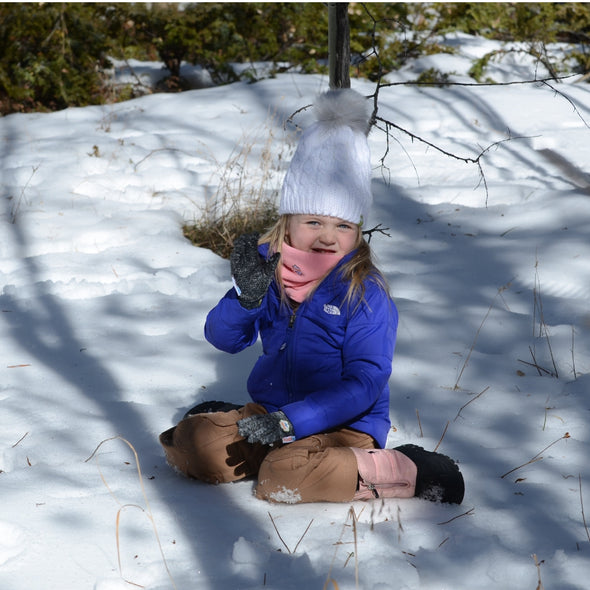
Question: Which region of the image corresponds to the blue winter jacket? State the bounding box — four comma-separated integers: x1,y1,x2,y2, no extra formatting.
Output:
204,243,398,448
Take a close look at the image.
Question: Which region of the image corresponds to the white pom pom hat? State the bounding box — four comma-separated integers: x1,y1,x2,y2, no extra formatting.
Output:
279,89,373,226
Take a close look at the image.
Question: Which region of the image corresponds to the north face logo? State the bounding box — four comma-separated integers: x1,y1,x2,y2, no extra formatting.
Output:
323,304,341,316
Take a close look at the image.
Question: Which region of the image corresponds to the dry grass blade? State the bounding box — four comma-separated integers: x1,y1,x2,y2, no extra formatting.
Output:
571,325,578,380
183,114,290,258
531,258,559,378
438,507,475,525
580,474,590,543
416,409,423,437
267,512,313,554
347,506,360,589
116,505,148,588
268,511,291,554
454,281,511,390
324,506,361,590
533,554,545,590
500,433,570,479
293,518,314,554
454,387,489,421
433,421,450,453
12,432,29,448
85,436,177,589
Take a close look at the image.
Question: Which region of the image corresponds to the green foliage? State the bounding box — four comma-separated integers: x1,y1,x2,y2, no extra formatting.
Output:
415,68,452,87
434,2,588,44
102,3,330,86
0,3,111,113
349,3,454,81
2,2,590,114
434,2,590,78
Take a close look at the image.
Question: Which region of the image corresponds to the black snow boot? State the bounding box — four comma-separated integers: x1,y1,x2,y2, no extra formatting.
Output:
394,444,465,505
182,400,243,420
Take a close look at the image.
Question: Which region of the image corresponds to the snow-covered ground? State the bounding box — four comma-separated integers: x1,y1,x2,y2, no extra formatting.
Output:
1,34,590,589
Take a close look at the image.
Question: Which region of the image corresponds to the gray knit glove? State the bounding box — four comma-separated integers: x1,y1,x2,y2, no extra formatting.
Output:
237,411,295,446
230,233,280,310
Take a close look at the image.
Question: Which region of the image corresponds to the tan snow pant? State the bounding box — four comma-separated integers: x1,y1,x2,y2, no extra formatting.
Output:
158,403,377,503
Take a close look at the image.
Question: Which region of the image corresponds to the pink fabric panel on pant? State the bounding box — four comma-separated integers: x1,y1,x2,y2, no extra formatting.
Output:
351,448,417,500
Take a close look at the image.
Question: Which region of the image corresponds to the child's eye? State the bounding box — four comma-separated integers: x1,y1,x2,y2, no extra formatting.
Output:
338,223,353,230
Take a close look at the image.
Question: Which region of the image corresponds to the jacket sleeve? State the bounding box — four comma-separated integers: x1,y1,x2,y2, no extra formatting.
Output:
281,286,398,439
204,288,261,353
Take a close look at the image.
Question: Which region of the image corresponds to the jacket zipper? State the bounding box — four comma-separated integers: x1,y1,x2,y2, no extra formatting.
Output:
285,308,297,401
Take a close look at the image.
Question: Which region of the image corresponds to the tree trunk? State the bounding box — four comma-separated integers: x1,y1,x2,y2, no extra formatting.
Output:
328,3,350,89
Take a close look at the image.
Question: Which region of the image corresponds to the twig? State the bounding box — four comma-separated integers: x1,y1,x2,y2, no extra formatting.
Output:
518,353,554,377
12,432,29,448
133,147,192,171
293,518,314,554
571,325,578,380
267,511,313,555
324,507,361,590
438,508,475,525
378,73,579,90
533,554,545,590
268,512,291,554
349,506,359,589
454,386,489,421
361,0,588,208
373,116,533,207
343,552,355,568
433,421,449,453
362,223,391,243
500,433,570,479
284,103,312,130
539,79,590,129
11,165,40,224
531,344,550,376
454,281,512,390
580,474,590,544
416,409,423,438
532,258,559,378
120,57,153,94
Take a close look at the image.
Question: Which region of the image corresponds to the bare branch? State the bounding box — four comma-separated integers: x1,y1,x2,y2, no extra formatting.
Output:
454,386,490,422
362,223,391,242
377,73,579,89
373,115,535,207
538,79,590,129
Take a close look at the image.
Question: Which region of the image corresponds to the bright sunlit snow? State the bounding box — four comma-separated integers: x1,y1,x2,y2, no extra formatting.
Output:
1,34,590,590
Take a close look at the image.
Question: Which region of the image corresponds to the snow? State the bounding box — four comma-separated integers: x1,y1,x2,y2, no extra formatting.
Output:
2,35,590,590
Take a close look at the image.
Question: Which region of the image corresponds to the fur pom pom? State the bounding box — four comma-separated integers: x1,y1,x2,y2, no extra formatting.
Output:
314,89,371,135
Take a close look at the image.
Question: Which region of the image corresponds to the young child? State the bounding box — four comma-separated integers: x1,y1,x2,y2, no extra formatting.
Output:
160,89,464,505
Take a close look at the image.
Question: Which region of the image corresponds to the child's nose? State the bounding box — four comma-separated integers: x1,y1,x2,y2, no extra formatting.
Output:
319,228,336,244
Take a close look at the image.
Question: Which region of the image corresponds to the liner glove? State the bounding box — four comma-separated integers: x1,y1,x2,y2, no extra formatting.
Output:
237,411,295,446
230,233,280,309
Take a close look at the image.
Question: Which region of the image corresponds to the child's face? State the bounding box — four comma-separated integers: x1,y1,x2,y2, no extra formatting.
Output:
285,214,359,256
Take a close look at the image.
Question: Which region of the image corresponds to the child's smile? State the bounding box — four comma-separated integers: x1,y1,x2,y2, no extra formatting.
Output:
285,214,359,257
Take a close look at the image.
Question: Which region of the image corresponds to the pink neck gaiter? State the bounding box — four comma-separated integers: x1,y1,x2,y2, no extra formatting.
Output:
280,242,344,302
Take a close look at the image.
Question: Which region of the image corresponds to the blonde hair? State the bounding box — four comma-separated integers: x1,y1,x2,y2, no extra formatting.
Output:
259,215,390,309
